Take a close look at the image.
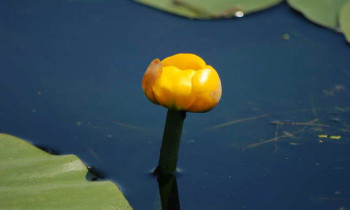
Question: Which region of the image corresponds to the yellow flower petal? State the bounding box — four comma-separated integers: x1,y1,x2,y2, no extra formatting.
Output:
189,67,222,112
153,66,196,110
162,53,206,70
142,59,162,104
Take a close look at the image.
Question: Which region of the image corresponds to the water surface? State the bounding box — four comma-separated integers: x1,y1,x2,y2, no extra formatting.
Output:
0,0,349,209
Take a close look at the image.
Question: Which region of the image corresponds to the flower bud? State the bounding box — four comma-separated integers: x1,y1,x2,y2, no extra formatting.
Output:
142,53,222,113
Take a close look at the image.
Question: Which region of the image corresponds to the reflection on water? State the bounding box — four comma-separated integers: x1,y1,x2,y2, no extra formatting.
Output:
157,174,181,210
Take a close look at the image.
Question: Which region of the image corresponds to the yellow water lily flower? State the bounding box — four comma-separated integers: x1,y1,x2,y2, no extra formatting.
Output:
142,53,222,113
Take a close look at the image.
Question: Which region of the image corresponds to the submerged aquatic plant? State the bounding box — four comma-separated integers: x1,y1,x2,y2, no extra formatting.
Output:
142,53,222,175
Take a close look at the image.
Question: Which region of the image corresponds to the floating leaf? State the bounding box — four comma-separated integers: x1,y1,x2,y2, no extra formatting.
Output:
339,0,350,42
287,0,348,29
135,0,283,19
0,133,132,210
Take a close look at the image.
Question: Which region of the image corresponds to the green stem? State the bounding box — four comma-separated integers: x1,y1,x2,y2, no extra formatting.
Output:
155,109,186,175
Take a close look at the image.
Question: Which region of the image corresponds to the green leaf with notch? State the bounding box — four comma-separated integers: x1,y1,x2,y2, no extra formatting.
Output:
0,133,132,210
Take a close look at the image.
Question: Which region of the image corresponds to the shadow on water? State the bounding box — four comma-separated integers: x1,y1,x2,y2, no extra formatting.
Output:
35,144,59,155
86,166,105,181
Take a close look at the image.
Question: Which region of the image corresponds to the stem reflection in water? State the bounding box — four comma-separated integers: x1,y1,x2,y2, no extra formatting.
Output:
157,174,181,210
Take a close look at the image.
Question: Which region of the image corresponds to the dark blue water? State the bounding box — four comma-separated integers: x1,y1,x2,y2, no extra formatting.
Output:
1,0,349,209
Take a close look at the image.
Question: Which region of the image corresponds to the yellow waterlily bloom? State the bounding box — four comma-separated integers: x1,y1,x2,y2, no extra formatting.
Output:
142,53,222,113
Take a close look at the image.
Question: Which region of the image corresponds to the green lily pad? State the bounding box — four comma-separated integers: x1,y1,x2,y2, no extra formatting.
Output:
287,0,348,29
340,0,350,42
134,0,283,19
0,133,132,210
